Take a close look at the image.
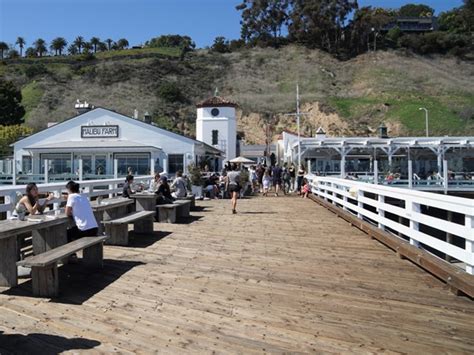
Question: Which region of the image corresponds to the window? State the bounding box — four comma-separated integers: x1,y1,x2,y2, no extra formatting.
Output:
95,155,106,175
212,130,219,145
22,156,32,173
41,154,72,174
168,154,184,174
115,154,149,176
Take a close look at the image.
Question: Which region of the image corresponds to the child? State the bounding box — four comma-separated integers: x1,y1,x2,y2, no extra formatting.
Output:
262,171,271,197
301,178,310,198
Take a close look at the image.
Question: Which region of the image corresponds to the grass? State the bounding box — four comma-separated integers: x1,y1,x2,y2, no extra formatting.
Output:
328,93,470,136
95,46,181,59
21,82,44,120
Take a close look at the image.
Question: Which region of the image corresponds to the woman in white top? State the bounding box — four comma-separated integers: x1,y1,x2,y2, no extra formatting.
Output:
65,180,98,241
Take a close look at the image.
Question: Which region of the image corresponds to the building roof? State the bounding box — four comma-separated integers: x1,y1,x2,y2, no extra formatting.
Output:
13,107,222,155
196,96,238,108
25,140,162,152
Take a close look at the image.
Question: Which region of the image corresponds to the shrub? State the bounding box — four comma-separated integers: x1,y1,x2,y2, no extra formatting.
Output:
157,82,185,102
24,63,48,78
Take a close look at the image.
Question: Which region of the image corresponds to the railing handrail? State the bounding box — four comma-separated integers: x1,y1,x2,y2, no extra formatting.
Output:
307,174,474,275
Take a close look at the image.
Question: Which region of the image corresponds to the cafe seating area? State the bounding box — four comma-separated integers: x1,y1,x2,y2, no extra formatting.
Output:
0,192,197,298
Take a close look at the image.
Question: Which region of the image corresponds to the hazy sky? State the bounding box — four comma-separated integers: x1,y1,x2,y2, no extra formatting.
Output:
0,0,464,48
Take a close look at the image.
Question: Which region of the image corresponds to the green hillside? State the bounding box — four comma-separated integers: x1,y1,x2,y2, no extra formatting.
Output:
1,45,473,143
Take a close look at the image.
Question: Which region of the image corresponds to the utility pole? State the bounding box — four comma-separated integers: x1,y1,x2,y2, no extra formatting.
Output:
285,84,309,169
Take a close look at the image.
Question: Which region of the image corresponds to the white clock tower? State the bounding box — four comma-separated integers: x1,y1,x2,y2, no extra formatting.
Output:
196,90,237,165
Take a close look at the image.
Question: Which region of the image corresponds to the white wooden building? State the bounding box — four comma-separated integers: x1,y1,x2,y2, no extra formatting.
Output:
12,107,221,179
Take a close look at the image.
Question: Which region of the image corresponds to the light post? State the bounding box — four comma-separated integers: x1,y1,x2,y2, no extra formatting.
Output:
419,107,429,137
285,84,309,170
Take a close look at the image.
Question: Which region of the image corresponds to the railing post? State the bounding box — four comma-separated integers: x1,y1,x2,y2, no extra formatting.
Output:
465,215,474,275
374,160,378,185
44,159,49,183
408,160,413,189
53,189,61,211
357,189,363,219
331,183,337,206
342,186,348,211
113,159,118,179
78,158,83,181
377,194,385,231
446,211,453,262
108,184,114,199
12,158,16,186
443,160,448,193
408,200,420,247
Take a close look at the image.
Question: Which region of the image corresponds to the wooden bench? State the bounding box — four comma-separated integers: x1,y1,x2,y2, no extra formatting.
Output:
156,204,178,223
102,211,155,246
173,200,191,218
176,195,196,210
17,236,108,297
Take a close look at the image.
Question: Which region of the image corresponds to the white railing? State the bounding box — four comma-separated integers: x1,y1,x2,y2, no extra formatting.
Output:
307,174,474,275
0,175,153,218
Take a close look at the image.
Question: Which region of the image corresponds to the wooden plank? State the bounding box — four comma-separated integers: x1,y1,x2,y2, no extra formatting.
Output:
308,194,474,298
18,236,108,268
31,264,58,297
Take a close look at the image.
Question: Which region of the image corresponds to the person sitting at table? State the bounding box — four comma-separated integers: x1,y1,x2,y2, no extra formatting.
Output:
123,175,134,198
156,176,173,204
14,183,54,217
65,180,98,241
149,173,161,192
171,170,187,198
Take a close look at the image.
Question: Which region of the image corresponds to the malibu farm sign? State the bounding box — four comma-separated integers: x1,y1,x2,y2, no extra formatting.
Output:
81,125,119,138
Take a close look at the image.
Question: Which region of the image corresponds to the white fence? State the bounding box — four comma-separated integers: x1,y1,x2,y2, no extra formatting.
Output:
307,174,474,275
0,176,153,218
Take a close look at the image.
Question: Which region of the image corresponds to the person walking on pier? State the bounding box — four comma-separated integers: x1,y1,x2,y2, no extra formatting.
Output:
226,164,241,214
297,164,305,195
272,163,282,197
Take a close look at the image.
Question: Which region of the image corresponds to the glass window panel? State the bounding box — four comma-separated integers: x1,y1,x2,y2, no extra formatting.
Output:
168,154,184,174
40,154,72,174
115,154,149,176
22,156,32,174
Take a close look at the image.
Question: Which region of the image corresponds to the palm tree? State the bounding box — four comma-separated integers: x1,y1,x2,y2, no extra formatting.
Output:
116,38,129,50
15,37,25,56
50,37,68,55
105,38,114,50
73,36,85,53
83,42,93,53
33,38,47,57
0,42,8,59
90,37,101,53
67,44,79,55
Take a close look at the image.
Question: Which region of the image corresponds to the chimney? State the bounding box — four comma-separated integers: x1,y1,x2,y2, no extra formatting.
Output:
75,100,93,115
315,126,326,140
144,111,152,124
378,123,388,138
133,109,139,119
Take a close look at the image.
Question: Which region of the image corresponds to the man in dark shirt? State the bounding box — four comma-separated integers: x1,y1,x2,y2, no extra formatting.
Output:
156,176,173,204
272,163,283,197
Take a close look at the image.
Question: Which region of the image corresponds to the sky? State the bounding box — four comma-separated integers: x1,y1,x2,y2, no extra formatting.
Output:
0,0,465,49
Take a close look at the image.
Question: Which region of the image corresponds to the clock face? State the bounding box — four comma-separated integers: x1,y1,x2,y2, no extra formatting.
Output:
211,108,220,117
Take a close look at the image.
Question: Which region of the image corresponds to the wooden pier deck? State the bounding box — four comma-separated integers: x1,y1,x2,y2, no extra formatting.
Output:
1,196,474,354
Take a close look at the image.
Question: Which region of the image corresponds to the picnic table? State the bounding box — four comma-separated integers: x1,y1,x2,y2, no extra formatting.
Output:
90,197,134,235
130,192,158,212
0,210,71,288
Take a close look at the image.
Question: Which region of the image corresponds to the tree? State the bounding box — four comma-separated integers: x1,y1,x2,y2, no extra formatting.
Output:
50,37,67,55
116,38,129,50
90,37,101,53
398,4,434,17
211,36,230,53
0,42,8,59
25,47,36,57
288,0,358,53
0,125,33,156
98,42,107,52
8,49,20,59
33,38,47,57
67,44,79,55
145,35,195,51
105,38,114,50
15,37,25,57
73,36,85,53
82,42,93,53
236,0,289,47
0,78,25,125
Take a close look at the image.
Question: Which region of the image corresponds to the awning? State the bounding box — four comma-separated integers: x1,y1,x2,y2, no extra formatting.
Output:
24,140,162,153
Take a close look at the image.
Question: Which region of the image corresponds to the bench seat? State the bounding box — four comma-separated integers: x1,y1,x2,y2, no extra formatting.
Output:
17,236,108,297
176,195,196,210
102,211,155,246
156,204,178,223
173,200,191,218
